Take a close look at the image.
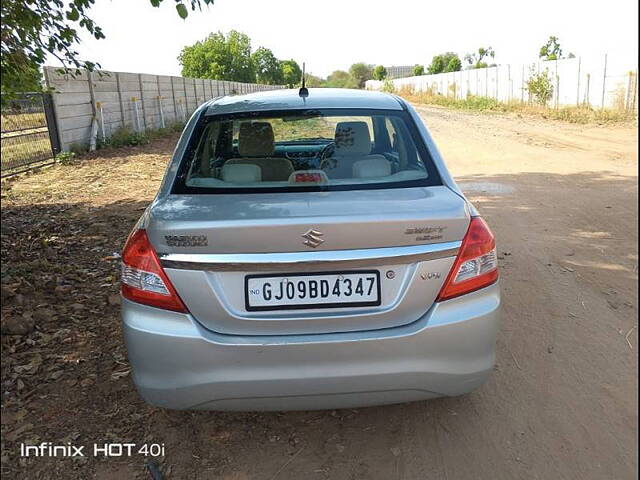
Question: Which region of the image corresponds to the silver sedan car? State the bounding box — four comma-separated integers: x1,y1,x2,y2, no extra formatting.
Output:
121,88,500,410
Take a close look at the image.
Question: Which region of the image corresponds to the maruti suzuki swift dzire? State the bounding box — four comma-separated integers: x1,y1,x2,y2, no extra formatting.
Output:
120,88,501,410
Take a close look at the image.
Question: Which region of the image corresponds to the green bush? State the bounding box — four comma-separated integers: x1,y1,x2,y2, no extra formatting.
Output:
373,65,388,81
381,80,396,93
55,151,76,165
526,69,554,106
98,127,149,149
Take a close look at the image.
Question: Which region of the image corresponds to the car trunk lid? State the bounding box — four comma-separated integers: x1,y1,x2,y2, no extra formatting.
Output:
147,186,470,335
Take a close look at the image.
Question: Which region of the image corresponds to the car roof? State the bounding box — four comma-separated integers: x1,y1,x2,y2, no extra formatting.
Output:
204,88,404,115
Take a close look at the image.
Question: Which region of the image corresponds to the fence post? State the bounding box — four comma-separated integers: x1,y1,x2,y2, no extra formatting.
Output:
137,74,147,130
132,97,141,132
631,70,638,113
625,72,632,111
96,102,106,139
193,79,198,108
87,71,97,117
87,71,100,150
156,76,164,129
601,53,607,109
585,73,591,106
485,68,488,96
116,72,125,128
183,77,189,115
42,92,62,155
171,77,178,124
521,65,525,103
42,67,63,153
576,57,581,106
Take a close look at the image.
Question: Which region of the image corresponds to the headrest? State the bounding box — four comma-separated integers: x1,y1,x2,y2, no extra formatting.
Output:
221,163,262,183
238,122,275,156
334,121,372,156
352,157,392,178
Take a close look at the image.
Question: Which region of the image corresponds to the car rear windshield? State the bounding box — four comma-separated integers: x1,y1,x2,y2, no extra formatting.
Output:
172,108,441,194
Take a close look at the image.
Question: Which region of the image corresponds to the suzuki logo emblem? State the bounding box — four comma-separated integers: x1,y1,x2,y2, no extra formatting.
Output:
302,229,324,248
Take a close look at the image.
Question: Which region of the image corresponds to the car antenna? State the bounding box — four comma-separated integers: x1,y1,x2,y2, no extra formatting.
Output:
299,62,309,98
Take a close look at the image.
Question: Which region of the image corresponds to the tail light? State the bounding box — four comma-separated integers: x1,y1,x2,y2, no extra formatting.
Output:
437,217,498,301
120,229,188,312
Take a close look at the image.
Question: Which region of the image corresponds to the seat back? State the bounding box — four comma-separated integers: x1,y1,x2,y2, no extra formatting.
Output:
352,157,391,178
325,121,387,179
227,121,294,181
221,163,262,183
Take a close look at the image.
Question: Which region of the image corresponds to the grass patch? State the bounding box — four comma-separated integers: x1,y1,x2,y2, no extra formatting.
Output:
95,122,185,151
1,130,53,173
396,86,636,124
1,111,47,133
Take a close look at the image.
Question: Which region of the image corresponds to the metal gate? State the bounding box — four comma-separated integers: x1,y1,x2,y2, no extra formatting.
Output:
1,92,61,177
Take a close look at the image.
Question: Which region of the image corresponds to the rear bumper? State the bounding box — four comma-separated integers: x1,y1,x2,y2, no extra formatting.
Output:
122,282,501,410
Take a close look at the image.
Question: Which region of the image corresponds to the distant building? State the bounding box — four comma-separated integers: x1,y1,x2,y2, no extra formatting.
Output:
386,65,420,79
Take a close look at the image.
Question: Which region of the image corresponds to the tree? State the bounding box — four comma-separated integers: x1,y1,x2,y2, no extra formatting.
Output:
413,64,425,76
349,63,373,89
325,70,358,88
280,60,302,88
464,47,495,69
427,52,462,74
539,36,562,61
178,31,256,83
304,74,324,87
1,56,43,94
446,56,462,73
325,70,358,89
539,36,576,60
526,68,554,105
373,65,388,81
252,47,283,85
1,0,213,98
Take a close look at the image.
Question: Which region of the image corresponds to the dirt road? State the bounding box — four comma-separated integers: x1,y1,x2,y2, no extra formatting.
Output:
1,106,637,479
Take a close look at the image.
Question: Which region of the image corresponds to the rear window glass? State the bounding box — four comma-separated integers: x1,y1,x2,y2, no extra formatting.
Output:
173,109,441,194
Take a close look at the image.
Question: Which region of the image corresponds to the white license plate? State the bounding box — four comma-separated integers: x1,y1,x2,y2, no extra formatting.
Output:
245,271,381,311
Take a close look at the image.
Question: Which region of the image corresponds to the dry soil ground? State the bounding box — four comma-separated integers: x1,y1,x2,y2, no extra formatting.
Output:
1,106,637,480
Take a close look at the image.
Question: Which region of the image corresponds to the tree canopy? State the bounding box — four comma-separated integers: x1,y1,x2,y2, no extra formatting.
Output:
464,47,495,69
413,64,425,76
1,0,213,97
427,52,462,74
324,70,358,89
280,60,302,88
349,63,373,89
539,36,562,60
372,65,388,81
539,36,575,60
179,31,257,83
252,47,283,85
179,32,301,85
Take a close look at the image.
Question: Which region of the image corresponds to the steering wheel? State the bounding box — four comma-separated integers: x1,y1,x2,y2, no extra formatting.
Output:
317,142,336,171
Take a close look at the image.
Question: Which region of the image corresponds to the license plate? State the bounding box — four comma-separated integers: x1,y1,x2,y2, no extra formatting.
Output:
245,270,381,311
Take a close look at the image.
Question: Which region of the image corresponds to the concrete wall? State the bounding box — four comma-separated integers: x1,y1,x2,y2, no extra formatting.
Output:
43,66,284,151
367,55,638,111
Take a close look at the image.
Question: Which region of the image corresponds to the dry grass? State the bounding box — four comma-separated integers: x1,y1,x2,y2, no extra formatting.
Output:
1,112,46,133
396,86,637,125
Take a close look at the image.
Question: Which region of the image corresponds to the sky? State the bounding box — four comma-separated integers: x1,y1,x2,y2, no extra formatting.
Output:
48,0,639,78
